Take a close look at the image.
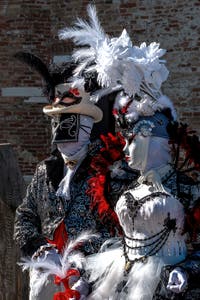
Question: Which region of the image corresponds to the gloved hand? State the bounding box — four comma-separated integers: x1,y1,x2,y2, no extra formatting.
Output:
32,244,61,267
167,267,188,293
69,276,90,300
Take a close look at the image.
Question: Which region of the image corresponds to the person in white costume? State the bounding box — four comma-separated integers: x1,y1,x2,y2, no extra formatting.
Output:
85,107,187,300
57,5,200,299
17,5,199,299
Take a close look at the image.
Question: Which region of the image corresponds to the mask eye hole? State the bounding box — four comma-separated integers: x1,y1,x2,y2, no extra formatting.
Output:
61,91,72,100
61,96,78,105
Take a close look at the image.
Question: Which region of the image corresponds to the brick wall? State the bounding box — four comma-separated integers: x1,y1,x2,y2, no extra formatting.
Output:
0,0,51,175
0,0,199,175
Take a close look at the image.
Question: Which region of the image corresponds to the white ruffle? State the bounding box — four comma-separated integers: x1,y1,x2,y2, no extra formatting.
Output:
86,236,187,300
85,242,182,300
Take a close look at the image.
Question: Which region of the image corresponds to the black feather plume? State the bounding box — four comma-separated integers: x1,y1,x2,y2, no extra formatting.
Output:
14,52,55,102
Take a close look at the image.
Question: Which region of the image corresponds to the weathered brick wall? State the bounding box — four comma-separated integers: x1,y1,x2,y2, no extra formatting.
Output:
0,0,52,175
0,0,199,175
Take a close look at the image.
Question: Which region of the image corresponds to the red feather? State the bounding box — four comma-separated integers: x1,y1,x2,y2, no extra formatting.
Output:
46,221,68,253
87,132,125,234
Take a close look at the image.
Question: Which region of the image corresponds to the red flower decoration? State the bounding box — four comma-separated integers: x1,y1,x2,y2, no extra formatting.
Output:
112,108,119,116
54,269,80,300
68,88,80,97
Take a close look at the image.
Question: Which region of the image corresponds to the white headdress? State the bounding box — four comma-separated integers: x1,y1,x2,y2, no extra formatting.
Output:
59,4,176,122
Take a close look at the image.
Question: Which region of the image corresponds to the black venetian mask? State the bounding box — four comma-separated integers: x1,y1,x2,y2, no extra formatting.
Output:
51,113,80,144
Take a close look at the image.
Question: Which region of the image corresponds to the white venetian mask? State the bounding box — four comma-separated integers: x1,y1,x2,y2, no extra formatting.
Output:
124,134,171,173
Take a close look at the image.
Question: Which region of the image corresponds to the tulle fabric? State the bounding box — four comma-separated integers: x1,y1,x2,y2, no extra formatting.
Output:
85,228,186,300
29,269,63,300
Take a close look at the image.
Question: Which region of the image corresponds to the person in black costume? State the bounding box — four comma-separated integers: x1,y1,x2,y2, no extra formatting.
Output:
13,53,137,299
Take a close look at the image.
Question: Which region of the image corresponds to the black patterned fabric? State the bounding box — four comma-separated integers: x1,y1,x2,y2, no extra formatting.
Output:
14,140,137,257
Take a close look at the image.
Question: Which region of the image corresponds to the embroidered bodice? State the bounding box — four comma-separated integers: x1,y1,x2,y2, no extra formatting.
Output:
116,184,187,265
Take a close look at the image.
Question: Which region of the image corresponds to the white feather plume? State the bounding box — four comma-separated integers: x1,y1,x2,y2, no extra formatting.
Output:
60,231,99,274
90,85,122,103
157,94,177,120
58,4,175,118
59,6,105,47
87,4,105,40
58,4,106,56
29,270,50,297
19,231,98,296
59,5,169,99
19,257,64,277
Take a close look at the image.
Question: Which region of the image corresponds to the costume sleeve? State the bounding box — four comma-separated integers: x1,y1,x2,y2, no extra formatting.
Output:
177,250,200,284
154,250,200,299
14,165,47,257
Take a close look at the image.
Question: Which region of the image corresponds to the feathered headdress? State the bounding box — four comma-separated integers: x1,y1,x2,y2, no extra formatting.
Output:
59,5,170,107
14,51,103,122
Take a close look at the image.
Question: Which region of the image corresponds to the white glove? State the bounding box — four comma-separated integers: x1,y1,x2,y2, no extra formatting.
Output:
167,267,188,293
32,244,61,267
29,245,61,297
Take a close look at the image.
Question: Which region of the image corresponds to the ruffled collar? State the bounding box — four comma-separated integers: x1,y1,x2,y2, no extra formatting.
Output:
137,164,173,193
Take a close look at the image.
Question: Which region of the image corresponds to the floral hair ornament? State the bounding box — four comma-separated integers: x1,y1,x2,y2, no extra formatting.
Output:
58,4,167,98
132,120,155,137
132,113,171,139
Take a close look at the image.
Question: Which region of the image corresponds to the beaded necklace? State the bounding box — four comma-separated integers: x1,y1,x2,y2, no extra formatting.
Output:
123,191,177,272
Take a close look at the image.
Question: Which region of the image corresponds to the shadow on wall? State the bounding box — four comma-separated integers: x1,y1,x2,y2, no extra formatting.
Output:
0,144,28,300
